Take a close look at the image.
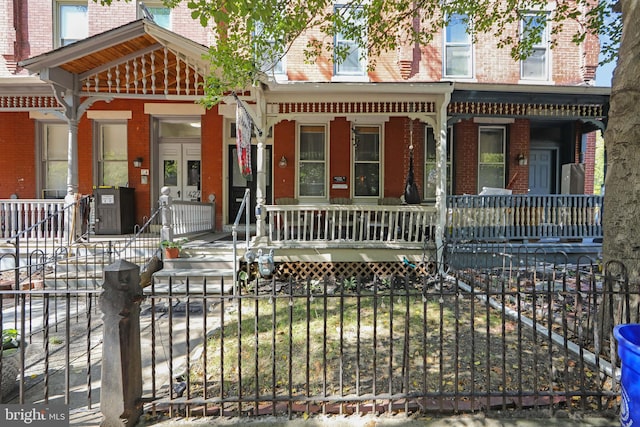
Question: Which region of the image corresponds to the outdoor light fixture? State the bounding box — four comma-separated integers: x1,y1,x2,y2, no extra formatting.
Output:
133,157,143,168
278,155,288,168
517,153,527,166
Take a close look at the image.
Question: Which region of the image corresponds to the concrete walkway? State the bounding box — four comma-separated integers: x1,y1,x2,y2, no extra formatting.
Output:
135,413,620,426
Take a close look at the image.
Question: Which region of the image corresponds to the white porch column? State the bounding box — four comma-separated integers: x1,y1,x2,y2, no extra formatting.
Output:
434,92,451,271
254,86,268,239
66,119,80,197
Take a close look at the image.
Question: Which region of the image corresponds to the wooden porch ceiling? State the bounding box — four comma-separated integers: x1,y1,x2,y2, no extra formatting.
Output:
20,19,210,99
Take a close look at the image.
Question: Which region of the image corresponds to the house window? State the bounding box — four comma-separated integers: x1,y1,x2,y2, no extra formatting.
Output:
41,123,68,199
478,127,506,192
444,14,473,78
424,126,453,200
138,1,171,29
254,22,286,79
334,5,366,77
97,123,128,187
520,12,550,80
298,125,326,197
353,126,380,198
55,1,88,48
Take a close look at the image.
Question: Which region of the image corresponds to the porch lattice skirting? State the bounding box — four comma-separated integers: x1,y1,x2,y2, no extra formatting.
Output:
273,261,434,280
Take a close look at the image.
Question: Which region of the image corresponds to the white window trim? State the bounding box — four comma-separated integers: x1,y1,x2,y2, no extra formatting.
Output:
297,123,329,201
477,126,506,193
94,121,129,187
351,123,383,201
54,1,88,49
518,12,553,84
443,14,475,80
38,121,68,199
332,4,368,81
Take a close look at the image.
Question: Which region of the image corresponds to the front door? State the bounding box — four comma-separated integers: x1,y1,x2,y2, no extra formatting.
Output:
528,149,554,194
228,145,272,224
159,143,201,201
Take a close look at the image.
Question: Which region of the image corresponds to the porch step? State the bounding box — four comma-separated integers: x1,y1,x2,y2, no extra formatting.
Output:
150,268,235,294
162,254,236,270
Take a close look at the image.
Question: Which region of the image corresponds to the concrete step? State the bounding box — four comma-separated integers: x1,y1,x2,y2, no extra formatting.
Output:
162,254,236,270
150,268,235,294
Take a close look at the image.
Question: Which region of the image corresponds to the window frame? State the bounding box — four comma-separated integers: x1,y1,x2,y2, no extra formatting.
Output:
443,14,474,79
333,5,367,78
254,21,287,80
519,12,550,81
39,122,68,199
477,126,507,193
54,1,88,48
352,125,382,199
297,124,328,200
137,0,172,29
95,122,129,187
424,126,453,201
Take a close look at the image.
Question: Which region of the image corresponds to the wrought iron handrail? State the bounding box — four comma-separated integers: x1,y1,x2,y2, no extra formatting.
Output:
113,204,162,263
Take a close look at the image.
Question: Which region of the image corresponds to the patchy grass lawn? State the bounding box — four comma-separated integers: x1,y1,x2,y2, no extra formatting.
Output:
189,278,613,414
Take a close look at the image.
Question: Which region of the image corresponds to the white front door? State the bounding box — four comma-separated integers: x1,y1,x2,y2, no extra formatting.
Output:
159,143,201,201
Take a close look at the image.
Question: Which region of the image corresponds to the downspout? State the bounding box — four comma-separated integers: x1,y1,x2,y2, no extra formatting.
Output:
435,88,452,273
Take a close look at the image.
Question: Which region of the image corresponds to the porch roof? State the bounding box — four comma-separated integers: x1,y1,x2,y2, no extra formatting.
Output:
18,19,211,101
449,82,610,129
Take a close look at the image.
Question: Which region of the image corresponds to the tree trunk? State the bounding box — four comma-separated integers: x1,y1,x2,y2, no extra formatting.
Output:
602,0,640,329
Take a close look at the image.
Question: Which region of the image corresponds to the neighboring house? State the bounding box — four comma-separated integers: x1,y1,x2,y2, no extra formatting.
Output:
0,1,608,256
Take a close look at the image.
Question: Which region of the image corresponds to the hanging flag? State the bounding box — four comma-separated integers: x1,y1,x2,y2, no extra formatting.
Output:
236,100,253,179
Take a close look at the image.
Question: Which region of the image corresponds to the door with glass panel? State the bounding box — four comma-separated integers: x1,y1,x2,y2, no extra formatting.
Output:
159,143,201,201
228,145,272,224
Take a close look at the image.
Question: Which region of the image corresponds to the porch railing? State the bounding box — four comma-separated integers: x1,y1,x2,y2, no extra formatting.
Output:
265,203,437,247
0,199,67,239
446,194,603,242
172,199,216,237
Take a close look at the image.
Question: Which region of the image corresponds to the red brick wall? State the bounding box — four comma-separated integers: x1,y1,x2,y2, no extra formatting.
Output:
0,112,36,198
453,120,478,195
329,118,351,199
583,131,596,194
272,120,296,201
201,105,224,229
507,119,530,194
384,117,408,197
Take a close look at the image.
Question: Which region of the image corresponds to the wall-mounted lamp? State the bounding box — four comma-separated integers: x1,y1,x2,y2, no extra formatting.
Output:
517,153,527,166
133,157,143,168
278,155,288,168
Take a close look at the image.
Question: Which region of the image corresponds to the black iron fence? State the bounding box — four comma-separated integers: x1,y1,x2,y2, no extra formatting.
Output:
0,243,632,423
141,253,629,419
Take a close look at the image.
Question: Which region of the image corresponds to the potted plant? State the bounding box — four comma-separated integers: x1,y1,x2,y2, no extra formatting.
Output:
1,329,23,401
161,240,183,259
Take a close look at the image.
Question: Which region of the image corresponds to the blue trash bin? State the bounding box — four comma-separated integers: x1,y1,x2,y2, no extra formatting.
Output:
614,324,640,427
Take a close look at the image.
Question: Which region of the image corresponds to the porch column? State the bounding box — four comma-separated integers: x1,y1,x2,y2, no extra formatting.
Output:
254,86,268,239
435,92,451,272
66,118,80,197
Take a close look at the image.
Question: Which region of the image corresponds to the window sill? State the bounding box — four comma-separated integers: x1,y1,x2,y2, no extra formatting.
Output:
331,75,370,83
517,79,555,85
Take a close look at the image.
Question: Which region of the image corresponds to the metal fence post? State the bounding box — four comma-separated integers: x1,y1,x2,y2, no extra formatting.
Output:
99,259,144,427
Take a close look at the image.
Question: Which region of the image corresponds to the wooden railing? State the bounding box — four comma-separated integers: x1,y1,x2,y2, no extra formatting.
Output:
446,194,603,242
265,204,437,247
0,199,67,239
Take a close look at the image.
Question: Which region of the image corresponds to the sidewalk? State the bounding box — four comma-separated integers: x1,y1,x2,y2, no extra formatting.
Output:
136,413,620,427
